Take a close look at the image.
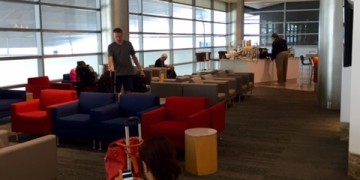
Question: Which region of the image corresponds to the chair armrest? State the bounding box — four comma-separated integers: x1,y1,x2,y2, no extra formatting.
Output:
0,90,26,101
136,106,162,117
51,101,79,119
213,78,236,91
141,107,166,138
50,82,74,90
203,80,229,98
11,99,40,114
164,79,176,82
91,103,119,123
186,109,211,128
183,83,220,105
210,102,226,133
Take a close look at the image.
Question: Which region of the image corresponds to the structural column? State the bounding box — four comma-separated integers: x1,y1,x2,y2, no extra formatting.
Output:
317,0,343,109
235,0,244,47
348,0,360,178
101,0,130,64
110,0,129,40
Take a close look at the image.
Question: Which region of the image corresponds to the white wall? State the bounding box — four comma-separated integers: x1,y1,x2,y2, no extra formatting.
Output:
349,0,360,154
341,67,352,124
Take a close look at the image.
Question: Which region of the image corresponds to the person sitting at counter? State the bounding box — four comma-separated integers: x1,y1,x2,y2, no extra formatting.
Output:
271,33,289,85
154,53,177,79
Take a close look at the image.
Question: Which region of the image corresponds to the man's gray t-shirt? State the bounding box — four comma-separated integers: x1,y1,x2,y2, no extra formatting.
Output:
108,40,136,76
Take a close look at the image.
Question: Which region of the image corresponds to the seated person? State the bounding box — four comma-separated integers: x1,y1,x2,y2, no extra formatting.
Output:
154,53,177,79
76,61,98,92
97,64,114,93
116,135,180,180
69,68,77,82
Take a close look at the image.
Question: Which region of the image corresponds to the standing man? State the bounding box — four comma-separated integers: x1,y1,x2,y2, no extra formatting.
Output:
108,28,144,93
271,33,288,85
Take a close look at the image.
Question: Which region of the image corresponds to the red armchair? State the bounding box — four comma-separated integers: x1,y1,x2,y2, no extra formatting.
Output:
142,96,211,148
11,89,78,136
210,101,226,134
26,76,74,99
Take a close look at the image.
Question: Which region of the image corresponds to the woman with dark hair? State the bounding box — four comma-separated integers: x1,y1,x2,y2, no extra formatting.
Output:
115,135,181,180
138,135,180,180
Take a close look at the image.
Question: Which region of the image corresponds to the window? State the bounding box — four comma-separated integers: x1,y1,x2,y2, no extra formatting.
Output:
196,8,211,21
173,3,193,19
173,35,193,49
41,0,99,9
0,2,37,29
143,34,170,50
143,0,170,17
0,59,39,86
44,55,99,80
214,23,226,35
196,21,212,34
0,31,40,57
173,49,193,64
173,20,193,34
130,0,228,67
0,0,102,87
42,6,100,31
130,15,141,32
214,11,227,23
214,36,227,47
244,1,319,49
143,16,170,33
43,32,100,55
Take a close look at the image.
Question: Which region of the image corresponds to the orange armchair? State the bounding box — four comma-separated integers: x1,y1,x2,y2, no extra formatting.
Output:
141,96,211,148
26,76,74,99
11,89,78,136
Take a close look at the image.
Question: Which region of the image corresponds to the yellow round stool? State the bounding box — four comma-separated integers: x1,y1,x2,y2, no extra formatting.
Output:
185,128,218,176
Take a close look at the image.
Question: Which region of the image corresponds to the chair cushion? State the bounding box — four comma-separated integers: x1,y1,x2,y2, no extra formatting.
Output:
176,76,190,82
190,77,203,84
119,95,159,117
201,74,214,80
0,99,22,111
79,92,115,114
165,97,208,121
57,114,90,128
242,85,248,90
218,93,226,100
39,90,77,110
27,76,50,85
229,89,236,96
149,121,186,138
17,111,47,124
99,117,128,129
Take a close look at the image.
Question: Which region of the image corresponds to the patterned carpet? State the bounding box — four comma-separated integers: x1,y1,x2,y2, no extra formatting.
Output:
1,87,348,180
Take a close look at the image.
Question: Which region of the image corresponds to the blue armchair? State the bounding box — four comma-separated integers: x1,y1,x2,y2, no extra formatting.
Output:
52,92,116,148
0,90,26,118
92,94,160,149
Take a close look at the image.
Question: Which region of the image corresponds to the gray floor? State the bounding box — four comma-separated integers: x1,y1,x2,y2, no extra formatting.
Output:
1,87,348,180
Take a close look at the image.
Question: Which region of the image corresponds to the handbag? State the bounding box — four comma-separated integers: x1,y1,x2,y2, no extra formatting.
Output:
104,140,128,180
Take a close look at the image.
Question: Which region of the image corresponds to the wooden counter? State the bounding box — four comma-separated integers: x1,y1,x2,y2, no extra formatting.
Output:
218,58,300,83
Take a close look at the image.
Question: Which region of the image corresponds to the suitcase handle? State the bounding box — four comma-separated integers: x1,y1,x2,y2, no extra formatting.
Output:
124,116,141,127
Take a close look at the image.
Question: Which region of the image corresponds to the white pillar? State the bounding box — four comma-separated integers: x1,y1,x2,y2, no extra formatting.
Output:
101,0,130,64
348,0,360,178
235,0,244,47
317,0,343,109
110,0,129,41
